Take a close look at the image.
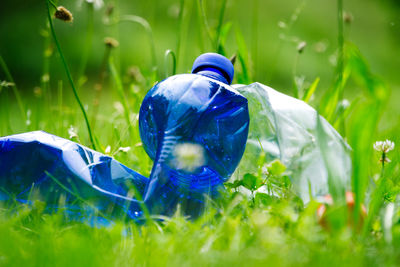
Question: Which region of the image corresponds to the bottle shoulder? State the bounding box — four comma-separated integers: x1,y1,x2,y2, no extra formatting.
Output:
146,74,247,103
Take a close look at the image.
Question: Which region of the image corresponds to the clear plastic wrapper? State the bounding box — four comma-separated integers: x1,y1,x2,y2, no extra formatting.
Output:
234,82,352,203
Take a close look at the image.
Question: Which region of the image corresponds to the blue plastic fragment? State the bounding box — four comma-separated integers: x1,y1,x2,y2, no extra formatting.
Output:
0,131,147,222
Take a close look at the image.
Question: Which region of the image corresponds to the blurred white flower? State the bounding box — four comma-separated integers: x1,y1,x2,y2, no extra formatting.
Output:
0,80,15,88
297,41,307,53
373,140,395,153
261,164,269,176
105,145,111,154
77,0,104,10
172,143,206,172
68,125,78,139
87,0,104,9
277,21,287,29
26,109,31,126
113,101,124,114
117,146,131,153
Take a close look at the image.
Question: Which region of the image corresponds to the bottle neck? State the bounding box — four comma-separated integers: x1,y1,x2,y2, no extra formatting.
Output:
194,67,230,85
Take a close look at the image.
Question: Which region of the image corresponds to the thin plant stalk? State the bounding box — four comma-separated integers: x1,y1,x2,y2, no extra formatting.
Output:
194,0,205,52
197,0,214,48
215,0,227,51
108,57,134,139
251,0,259,80
46,0,97,150
337,0,346,135
57,80,63,136
164,49,176,78
45,171,111,221
0,84,12,134
176,0,185,70
119,15,157,72
77,2,94,85
91,45,112,129
267,0,306,83
41,21,51,107
337,0,344,101
0,54,26,122
292,52,300,99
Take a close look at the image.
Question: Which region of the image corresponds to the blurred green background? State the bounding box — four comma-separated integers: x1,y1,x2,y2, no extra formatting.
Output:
0,0,399,128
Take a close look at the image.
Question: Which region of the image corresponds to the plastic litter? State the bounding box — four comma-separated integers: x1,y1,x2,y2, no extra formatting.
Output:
0,53,352,222
0,53,250,220
234,82,351,203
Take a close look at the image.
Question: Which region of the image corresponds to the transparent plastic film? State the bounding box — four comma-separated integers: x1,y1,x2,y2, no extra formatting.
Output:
234,82,352,203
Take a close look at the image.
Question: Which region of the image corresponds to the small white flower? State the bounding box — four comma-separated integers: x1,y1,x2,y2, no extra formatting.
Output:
297,41,307,53
171,143,206,172
261,164,269,176
78,0,104,10
277,21,287,29
0,80,15,88
87,0,104,9
26,109,32,126
105,145,111,154
68,125,78,139
373,140,395,153
117,146,131,153
339,99,350,110
113,101,124,114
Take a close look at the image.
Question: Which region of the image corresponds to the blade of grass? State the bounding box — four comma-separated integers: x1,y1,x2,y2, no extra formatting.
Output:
215,0,227,51
176,0,185,70
235,27,251,84
251,0,259,80
164,49,177,78
337,0,344,102
302,77,319,103
108,57,134,140
0,54,26,122
44,171,111,221
197,0,214,49
77,2,94,86
119,15,157,74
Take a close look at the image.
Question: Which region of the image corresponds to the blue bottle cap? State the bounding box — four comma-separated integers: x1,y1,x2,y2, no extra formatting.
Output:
191,53,234,85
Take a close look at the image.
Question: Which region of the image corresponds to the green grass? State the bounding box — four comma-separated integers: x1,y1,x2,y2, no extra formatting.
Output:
1,0,400,266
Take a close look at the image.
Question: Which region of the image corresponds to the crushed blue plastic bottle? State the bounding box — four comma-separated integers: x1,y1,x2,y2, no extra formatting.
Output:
0,53,250,222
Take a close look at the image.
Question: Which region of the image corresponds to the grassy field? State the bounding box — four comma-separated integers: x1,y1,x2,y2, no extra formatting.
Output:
1,0,400,266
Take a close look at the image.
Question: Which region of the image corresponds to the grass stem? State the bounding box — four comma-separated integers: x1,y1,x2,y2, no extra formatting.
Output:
197,0,214,49
164,49,176,78
108,57,135,140
119,15,157,73
0,54,26,122
337,0,344,101
77,2,94,85
46,0,97,150
216,0,227,51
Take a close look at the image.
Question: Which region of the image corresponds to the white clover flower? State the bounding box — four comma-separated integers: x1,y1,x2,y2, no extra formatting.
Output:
172,143,206,172
373,140,395,153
